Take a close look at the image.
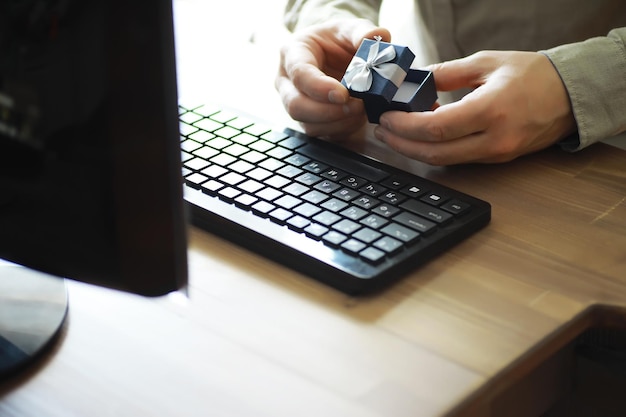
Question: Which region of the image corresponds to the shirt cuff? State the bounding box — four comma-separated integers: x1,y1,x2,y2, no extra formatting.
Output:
541,28,626,152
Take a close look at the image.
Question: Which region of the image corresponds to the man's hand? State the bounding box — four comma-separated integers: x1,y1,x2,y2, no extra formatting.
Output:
275,19,390,140
374,51,577,165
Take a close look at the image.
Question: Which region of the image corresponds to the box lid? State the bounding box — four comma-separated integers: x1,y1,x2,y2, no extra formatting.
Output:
341,36,415,103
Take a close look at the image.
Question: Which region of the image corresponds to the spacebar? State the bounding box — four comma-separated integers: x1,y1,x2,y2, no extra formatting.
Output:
297,143,389,182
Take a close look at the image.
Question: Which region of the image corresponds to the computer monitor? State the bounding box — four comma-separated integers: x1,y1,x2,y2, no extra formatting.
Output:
0,1,187,376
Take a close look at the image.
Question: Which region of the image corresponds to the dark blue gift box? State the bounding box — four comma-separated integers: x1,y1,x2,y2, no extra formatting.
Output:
341,38,437,124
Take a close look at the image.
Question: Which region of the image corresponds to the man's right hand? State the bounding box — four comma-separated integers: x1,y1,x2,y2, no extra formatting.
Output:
275,19,390,140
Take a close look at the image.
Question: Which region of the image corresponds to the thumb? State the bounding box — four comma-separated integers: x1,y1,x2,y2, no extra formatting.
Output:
347,20,391,49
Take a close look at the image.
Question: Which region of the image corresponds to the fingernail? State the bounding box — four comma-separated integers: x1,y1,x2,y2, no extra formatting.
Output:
373,126,385,142
379,116,390,129
328,90,343,104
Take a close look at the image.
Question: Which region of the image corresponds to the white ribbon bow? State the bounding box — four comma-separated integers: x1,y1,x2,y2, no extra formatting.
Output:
343,36,407,92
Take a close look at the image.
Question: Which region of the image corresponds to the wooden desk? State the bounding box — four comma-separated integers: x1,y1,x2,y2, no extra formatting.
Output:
2,2,626,416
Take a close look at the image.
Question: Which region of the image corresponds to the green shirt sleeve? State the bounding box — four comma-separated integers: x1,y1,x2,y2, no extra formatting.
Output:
542,28,626,151
284,0,382,32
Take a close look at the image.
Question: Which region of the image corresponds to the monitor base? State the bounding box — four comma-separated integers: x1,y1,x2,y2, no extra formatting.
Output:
0,263,68,377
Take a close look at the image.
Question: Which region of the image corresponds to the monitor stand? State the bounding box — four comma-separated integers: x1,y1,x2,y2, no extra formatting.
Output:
0,262,68,377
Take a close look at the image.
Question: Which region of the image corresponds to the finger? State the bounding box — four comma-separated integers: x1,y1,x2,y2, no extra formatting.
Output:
276,74,364,123
426,52,498,92
284,26,391,101
358,26,391,45
380,88,494,142
298,110,368,139
281,42,350,104
377,130,514,166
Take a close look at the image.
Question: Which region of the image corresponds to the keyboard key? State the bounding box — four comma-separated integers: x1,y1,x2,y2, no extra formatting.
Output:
421,192,449,206
226,117,254,130
287,216,310,232
294,203,322,218
239,179,264,194
379,191,405,205
250,140,274,153
360,214,388,229
320,198,348,213
278,136,307,149
202,165,228,179
360,247,386,264
321,168,347,182
380,223,420,244
340,175,367,189
266,147,292,160
441,199,471,215
285,154,310,166
332,219,361,235
401,183,428,198
261,130,288,143
353,228,382,244
218,186,241,202
372,204,400,218
185,173,208,188
220,172,246,186
374,236,403,254
341,239,367,255
393,212,437,235
314,179,341,194
269,208,293,223
283,183,309,196
304,223,329,239
353,196,379,210
228,160,255,174
194,146,220,160
322,231,347,247
181,139,202,153
277,165,303,179
312,211,341,226
232,133,258,146
247,167,273,181
258,158,285,172
184,158,209,171
295,172,322,186
340,206,368,221
400,200,453,224
257,187,283,202
274,195,302,210
213,126,240,140
302,190,329,204
302,161,328,174
210,110,238,123
234,194,258,209
195,118,222,132
244,123,272,137
360,183,387,196
201,179,225,194
251,201,275,216
333,188,360,201
264,175,291,189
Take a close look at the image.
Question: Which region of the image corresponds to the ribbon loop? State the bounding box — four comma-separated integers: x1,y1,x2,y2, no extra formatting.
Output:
344,36,407,93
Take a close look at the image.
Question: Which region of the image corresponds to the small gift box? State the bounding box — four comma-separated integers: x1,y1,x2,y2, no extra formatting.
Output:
341,37,437,124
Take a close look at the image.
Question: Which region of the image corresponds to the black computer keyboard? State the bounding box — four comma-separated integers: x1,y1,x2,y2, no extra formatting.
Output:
179,104,491,294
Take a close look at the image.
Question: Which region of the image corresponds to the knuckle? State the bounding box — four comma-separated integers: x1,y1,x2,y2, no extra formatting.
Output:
422,121,446,142
488,135,520,163
420,150,447,166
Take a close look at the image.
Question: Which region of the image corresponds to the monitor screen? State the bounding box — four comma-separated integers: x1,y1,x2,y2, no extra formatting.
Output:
0,1,188,296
